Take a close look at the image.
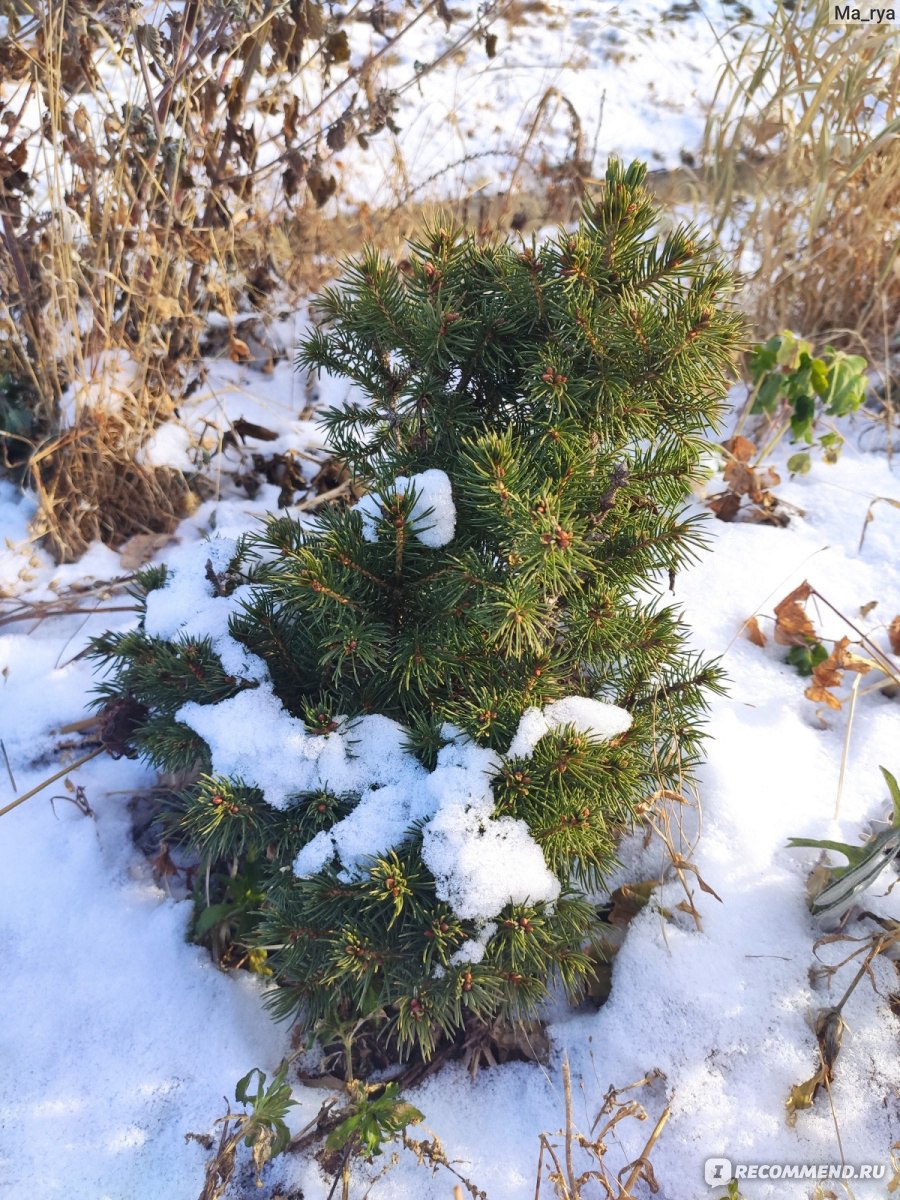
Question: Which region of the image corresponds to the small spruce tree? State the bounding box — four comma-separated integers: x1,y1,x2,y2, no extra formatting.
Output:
90,160,741,1059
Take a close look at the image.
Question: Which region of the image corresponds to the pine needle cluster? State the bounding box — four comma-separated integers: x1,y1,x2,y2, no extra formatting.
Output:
90,159,741,1058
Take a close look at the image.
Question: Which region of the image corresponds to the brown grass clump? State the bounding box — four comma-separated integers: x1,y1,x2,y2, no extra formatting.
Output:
29,407,192,564
704,0,900,348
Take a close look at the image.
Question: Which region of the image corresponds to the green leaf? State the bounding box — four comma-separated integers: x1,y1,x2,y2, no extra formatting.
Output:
809,828,900,915
193,901,238,938
786,452,811,476
881,766,900,827
326,1111,363,1153
752,371,785,414
786,837,870,872
823,352,868,416
789,393,816,443
809,356,829,397
785,642,827,676
236,1067,265,1106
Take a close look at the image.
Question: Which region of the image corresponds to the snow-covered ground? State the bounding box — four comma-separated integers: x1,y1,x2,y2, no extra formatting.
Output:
2,356,899,1199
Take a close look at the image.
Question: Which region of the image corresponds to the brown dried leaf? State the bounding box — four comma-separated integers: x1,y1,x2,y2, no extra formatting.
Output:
723,435,756,462
232,417,278,443
154,295,184,321
889,615,900,656
773,582,815,646
708,491,741,522
829,636,871,675
804,636,872,708
607,880,660,926
722,459,755,497
324,30,350,64
754,465,781,497
786,1068,828,1125
744,615,767,647
671,855,723,902
804,683,842,710
229,335,251,362
119,531,176,568
306,161,337,207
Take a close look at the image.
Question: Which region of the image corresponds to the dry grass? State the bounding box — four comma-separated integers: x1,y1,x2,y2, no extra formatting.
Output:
703,0,900,348
0,0,521,561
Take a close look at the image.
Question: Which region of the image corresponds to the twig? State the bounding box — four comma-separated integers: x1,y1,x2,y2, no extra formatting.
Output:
0,748,104,820
563,1055,578,1200
834,672,861,820
296,480,354,512
0,605,139,629
617,1103,671,1198
1,740,16,792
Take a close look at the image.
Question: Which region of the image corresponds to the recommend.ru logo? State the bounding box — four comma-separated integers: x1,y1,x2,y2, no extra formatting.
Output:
704,1158,886,1185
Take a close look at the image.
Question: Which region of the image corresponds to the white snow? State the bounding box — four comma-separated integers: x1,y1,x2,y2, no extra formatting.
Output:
5,368,900,1200
506,696,633,760
144,536,268,684
357,469,457,548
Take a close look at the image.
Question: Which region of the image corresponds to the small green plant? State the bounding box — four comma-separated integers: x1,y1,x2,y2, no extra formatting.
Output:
192,857,271,975
789,766,900,917
327,1081,425,1163
747,330,868,473
785,641,828,677
194,1061,297,1200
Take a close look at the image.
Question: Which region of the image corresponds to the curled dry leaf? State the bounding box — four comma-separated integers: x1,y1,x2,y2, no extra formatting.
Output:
786,1007,845,1126
744,615,767,647
724,435,756,463
773,581,816,646
228,335,252,362
804,636,872,709
119,530,176,568
890,615,900,657
708,490,741,522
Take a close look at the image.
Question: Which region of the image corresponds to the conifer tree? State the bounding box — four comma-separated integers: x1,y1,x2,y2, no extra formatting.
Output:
90,160,742,1059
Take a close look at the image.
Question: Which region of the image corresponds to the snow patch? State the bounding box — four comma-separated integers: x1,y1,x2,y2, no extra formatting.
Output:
506,696,632,760
357,469,456,548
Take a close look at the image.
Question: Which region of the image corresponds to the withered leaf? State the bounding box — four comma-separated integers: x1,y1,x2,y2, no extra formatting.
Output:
773,582,816,646
232,417,278,443
804,636,872,708
804,683,842,710
744,615,767,647
708,491,741,522
8,139,28,170
890,615,900,657
722,459,755,497
607,879,660,926
154,295,184,321
325,30,350,64
306,161,337,207
671,855,723,902
229,335,252,362
723,435,756,462
786,1068,828,1125
828,636,871,675
119,531,176,568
